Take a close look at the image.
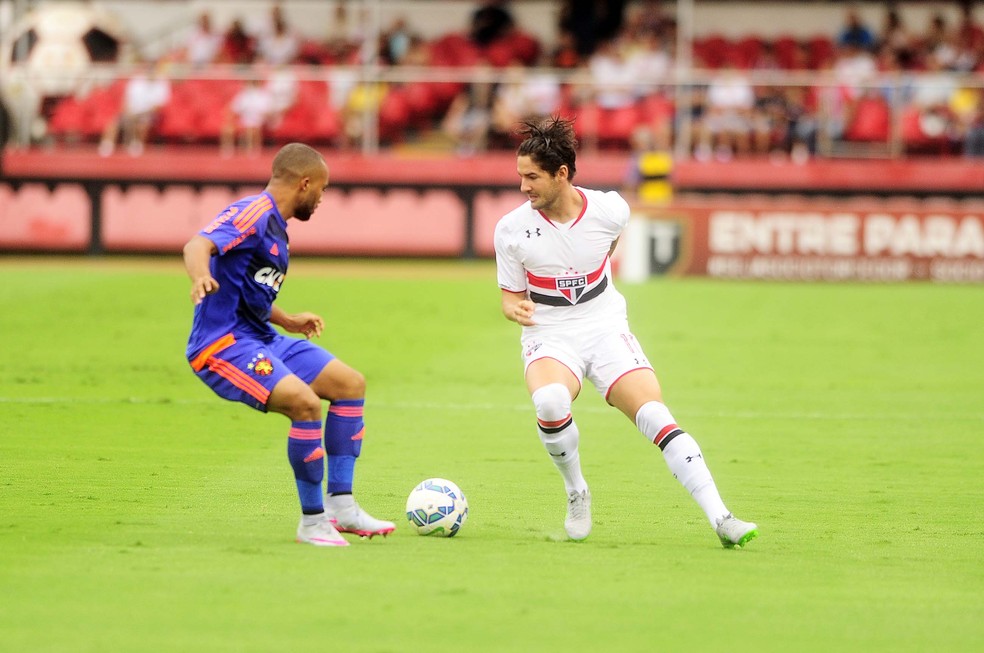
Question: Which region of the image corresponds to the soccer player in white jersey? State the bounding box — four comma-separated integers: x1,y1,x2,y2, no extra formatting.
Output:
493,117,758,548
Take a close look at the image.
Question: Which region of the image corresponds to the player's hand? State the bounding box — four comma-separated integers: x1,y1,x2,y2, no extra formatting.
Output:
191,276,219,305
512,299,537,326
283,312,325,339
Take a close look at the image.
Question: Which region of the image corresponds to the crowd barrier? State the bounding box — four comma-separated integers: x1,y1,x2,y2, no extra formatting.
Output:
1,148,982,282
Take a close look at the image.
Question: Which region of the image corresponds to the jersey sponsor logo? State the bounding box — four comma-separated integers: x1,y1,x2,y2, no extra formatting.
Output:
203,207,240,234
221,225,257,253
254,266,285,292
556,275,587,303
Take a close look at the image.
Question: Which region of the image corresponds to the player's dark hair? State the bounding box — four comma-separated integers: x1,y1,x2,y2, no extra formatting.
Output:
516,116,577,181
271,142,325,181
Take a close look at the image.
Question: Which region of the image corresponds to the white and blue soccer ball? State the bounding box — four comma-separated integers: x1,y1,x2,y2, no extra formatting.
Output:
405,478,468,537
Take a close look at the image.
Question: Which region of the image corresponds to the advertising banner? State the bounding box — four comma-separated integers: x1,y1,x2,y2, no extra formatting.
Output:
621,197,984,283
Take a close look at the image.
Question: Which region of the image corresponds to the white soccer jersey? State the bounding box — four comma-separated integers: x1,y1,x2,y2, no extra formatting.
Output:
494,186,630,329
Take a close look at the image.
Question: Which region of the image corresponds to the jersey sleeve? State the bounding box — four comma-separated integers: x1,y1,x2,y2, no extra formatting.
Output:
199,202,268,255
493,218,526,293
604,190,631,233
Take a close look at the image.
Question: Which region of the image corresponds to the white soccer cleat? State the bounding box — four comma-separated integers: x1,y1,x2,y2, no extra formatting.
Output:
715,513,759,549
326,494,396,539
296,514,349,547
565,489,592,541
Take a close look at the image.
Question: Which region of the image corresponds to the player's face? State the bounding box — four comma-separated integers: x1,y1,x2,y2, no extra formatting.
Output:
294,164,329,222
517,155,563,212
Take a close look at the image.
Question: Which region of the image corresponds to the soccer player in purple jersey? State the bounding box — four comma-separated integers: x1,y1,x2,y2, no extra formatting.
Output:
183,142,394,546
494,118,758,547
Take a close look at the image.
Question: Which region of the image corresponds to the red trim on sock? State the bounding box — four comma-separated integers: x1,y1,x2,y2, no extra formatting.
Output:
537,414,572,429
289,427,322,440
654,423,679,446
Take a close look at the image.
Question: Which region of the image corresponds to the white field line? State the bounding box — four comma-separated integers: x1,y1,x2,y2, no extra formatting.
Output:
1,395,982,422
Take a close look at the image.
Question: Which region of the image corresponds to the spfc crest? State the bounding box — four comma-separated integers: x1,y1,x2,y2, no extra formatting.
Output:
556,275,587,303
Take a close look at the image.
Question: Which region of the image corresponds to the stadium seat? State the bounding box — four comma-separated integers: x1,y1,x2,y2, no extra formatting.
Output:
47,97,86,138
732,36,765,70
806,35,835,69
772,35,800,69
844,96,890,142
694,34,729,69
429,33,481,67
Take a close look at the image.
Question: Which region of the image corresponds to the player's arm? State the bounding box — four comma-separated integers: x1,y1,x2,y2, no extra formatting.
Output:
270,304,324,340
183,234,219,305
501,289,536,327
608,237,620,257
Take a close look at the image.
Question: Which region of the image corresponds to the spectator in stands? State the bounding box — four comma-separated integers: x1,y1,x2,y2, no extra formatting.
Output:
380,17,415,66
218,18,257,65
490,59,562,143
551,29,582,68
220,77,272,157
559,0,629,57
956,0,984,53
962,93,984,157
265,64,299,128
324,1,364,62
585,38,637,110
878,6,915,68
98,60,172,157
626,28,672,96
633,0,674,41
257,7,301,65
920,13,957,70
835,40,878,86
909,51,959,145
470,0,515,47
181,12,222,68
442,74,496,156
694,64,756,161
837,6,877,52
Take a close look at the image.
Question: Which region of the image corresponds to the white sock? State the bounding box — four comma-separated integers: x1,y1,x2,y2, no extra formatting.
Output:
635,401,729,526
533,384,588,494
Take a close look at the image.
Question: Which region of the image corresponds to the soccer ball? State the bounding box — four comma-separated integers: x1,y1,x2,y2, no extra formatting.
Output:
0,1,129,138
405,478,468,537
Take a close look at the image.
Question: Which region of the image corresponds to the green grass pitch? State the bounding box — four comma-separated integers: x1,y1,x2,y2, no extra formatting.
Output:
1,256,981,652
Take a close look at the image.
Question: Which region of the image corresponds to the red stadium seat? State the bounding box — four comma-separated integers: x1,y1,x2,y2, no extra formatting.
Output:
772,35,799,69
732,36,765,70
844,96,890,142
806,35,835,69
694,34,729,69
47,97,86,138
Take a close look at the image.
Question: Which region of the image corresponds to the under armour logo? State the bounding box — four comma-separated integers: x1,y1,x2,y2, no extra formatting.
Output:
685,454,703,463
526,228,542,238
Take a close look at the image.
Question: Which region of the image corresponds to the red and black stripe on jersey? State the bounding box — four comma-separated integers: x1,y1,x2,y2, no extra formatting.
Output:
525,256,609,306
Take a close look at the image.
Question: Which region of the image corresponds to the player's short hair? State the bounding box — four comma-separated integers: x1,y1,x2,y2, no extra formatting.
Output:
516,116,577,181
271,142,325,182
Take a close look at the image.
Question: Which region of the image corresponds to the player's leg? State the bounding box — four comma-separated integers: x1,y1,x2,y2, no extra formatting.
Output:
526,352,591,540
589,326,758,549
189,337,346,546
303,356,395,538
266,375,349,547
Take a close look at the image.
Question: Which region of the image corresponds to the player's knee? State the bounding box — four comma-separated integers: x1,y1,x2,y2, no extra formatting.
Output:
271,387,322,422
531,383,572,422
332,368,366,400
